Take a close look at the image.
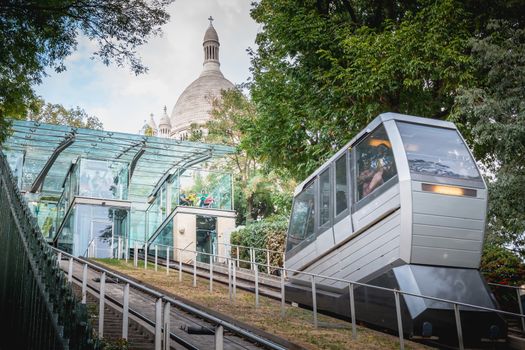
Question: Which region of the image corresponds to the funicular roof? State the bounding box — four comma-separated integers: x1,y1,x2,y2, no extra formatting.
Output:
1,120,235,201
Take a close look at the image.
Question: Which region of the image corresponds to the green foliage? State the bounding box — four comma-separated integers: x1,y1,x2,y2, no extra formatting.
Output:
27,97,103,129
230,216,289,268
100,338,129,350
481,243,525,286
0,0,173,142
203,88,295,224
248,0,525,180
453,21,525,255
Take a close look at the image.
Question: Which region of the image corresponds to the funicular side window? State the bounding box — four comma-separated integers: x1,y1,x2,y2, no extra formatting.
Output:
319,169,331,228
355,125,397,202
286,182,316,252
334,153,348,216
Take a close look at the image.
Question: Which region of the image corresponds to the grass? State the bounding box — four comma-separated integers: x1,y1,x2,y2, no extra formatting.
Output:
95,258,431,350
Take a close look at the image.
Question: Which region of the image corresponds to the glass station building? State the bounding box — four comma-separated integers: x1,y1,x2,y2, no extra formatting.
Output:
1,120,236,260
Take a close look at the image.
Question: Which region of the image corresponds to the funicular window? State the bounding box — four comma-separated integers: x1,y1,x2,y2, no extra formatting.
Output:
335,154,348,215
319,169,331,227
286,182,315,252
396,122,481,181
355,126,397,201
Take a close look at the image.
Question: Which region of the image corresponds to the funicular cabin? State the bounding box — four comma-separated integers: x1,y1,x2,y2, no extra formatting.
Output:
285,113,506,345
1,120,236,263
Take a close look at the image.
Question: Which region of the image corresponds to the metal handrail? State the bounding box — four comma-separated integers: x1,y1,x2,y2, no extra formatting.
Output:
131,238,523,349
53,247,287,350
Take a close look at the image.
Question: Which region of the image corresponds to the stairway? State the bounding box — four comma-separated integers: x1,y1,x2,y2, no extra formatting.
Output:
71,284,156,350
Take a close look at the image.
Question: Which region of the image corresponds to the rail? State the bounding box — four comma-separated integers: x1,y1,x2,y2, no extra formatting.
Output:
53,246,288,350
0,151,98,349
114,237,525,350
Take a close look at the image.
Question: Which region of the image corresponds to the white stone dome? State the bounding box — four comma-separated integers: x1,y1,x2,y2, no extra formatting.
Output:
170,19,234,136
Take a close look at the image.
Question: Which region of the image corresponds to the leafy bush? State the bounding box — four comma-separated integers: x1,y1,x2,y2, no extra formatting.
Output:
230,216,288,269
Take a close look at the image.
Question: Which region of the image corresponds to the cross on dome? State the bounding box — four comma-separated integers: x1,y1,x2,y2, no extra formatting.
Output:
208,16,214,25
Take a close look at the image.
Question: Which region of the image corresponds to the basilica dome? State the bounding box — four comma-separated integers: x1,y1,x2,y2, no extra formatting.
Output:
170,19,234,138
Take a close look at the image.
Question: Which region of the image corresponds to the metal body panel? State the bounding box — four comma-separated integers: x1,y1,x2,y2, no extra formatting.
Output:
410,182,486,268
333,215,352,244
315,227,335,259
352,184,400,231
291,210,401,289
285,239,317,271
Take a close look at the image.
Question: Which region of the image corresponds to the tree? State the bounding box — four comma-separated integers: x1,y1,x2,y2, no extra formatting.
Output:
27,98,103,129
0,0,173,142
247,0,525,180
453,21,525,255
196,88,295,224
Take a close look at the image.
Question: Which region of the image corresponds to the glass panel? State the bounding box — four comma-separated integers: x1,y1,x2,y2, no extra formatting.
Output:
396,122,481,181
335,154,348,215
176,169,232,210
150,217,173,259
355,125,397,201
78,158,128,200
57,205,76,254
130,207,147,243
319,169,330,227
92,220,113,259
286,182,315,252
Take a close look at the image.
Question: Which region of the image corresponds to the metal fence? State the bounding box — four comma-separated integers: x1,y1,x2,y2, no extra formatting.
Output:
0,151,99,350
119,238,525,350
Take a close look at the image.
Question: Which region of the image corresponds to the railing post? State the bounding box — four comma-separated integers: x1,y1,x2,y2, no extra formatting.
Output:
255,262,259,308
125,237,129,263
155,298,162,350
122,283,129,340
516,288,525,333
134,242,138,267
193,251,197,287
163,301,171,350
111,235,115,258
144,243,148,270
280,270,286,318
118,237,122,259
215,324,224,350
98,272,106,338
454,303,464,350
266,250,270,274
227,258,232,301
68,257,73,283
209,254,214,293
155,244,158,272
57,252,62,265
166,246,170,275
394,290,405,350
236,246,239,268
250,248,254,271
349,283,357,339
232,259,237,302
178,249,182,282
311,275,318,329
82,263,88,304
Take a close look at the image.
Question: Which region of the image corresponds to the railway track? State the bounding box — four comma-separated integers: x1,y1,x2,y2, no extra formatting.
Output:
58,255,299,350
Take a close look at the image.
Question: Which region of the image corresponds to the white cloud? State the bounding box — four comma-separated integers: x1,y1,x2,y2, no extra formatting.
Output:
34,0,259,134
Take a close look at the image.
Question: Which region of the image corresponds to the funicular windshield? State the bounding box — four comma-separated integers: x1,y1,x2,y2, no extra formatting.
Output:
396,122,481,181
356,125,397,201
286,182,315,252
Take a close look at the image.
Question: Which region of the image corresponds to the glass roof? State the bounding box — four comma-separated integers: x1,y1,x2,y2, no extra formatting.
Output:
1,120,235,202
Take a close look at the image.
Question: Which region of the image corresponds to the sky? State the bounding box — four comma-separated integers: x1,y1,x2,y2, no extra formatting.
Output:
34,0,260,134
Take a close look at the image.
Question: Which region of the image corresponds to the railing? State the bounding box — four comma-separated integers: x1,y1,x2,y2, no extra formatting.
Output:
0,151,98,349
53,247,287,350
117,238,524,350
217,242,285,273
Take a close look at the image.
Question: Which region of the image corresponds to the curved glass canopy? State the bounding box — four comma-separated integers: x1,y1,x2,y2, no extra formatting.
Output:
1,120,235,201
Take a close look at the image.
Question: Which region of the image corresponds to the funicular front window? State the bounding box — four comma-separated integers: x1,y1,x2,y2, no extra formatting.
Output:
396,122,481,181
286,182,315,252
355,126,397,201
